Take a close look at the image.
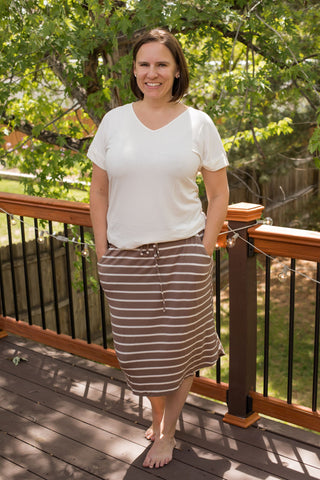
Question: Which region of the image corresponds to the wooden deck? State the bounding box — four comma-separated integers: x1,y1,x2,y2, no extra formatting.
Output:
0,334,319,480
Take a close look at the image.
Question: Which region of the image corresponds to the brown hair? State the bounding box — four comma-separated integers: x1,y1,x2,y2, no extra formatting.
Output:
130,28,189,102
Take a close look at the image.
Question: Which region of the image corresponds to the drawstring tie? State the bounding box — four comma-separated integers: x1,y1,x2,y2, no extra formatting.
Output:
139,244,166,312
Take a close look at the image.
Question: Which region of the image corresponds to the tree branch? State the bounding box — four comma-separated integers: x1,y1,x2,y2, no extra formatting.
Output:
44,52,108,125
2,114,92,153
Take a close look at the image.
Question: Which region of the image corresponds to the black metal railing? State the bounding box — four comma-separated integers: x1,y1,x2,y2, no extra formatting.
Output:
261,255,320,412
1,194,320,431
0,210,224,380
313,263,320,412
0,214,110,346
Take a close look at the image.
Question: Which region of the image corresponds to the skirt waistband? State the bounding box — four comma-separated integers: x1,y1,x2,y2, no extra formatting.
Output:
108,230,204,251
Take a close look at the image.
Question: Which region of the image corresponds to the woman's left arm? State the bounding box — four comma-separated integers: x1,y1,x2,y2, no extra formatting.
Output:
201,167,229,256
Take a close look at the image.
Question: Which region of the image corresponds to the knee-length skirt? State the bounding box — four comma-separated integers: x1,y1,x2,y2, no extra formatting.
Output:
97,232,224,396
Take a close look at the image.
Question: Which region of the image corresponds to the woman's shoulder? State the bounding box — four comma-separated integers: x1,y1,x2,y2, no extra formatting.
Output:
100,103,132,125
185,107,217,133
187,106,213,123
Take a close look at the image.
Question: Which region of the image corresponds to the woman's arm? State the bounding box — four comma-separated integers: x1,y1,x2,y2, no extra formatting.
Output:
201,167,229,256
90,163,109,261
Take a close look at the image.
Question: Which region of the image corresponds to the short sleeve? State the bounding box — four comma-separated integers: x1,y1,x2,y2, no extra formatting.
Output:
87,114,109,170
199,114,229,171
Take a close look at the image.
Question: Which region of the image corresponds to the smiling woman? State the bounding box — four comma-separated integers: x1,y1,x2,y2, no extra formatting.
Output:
88,28,229,470
131,42,187,130
130,28,189,104
134,43,179,102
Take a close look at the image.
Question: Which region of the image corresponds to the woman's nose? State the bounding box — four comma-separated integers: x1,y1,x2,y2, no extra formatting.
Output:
147,66,157,78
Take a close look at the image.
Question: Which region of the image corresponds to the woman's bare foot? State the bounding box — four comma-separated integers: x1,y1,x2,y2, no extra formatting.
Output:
145,424,156,441
145,419,162,441
143,434,176,468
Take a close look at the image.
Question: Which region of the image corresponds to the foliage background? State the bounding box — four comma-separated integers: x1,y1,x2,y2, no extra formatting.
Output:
0,0,319,201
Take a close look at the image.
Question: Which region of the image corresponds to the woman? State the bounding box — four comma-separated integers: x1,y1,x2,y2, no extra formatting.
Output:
88,28,229,469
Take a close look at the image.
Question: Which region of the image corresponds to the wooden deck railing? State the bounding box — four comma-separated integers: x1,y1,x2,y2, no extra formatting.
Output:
0,192,319,432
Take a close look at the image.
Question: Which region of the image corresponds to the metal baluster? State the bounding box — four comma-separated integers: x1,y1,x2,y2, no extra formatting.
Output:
64,224,76,338
0,245,6,317
34,219,46,329
20,216,32,325
99,285,107,349
80,226,91,343
49,221,61,334
215,248,221,383
264,256,271,397
287,258,296,404
312,262,320,412
7,214,19,320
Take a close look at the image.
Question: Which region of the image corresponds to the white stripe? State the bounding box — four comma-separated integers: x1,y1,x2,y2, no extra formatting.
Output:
109,295,210,314
100,278,210,288
114,320,212,348
105,283,210,297
126,355,219,389
99,257,210,270
114,322,213,346
113,317,212,340
105,289,210,304
99,270,210,278
122,345,220,374
110,301,212,322
117,337,220,364
117,338,217,362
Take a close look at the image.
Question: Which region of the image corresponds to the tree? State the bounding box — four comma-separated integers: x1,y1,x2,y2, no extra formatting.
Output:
0,0,319,200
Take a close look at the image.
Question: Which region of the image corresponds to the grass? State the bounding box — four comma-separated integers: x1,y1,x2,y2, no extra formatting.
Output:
0,177,88,200
0,177,26,195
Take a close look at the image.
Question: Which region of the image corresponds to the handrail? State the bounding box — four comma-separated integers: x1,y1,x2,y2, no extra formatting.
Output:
1,193,320,431
248,224,320,262
0,191,229,245
0,192,91,226
0,192,264,226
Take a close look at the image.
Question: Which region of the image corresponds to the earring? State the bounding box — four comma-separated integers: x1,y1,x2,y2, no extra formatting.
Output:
176,73,180,79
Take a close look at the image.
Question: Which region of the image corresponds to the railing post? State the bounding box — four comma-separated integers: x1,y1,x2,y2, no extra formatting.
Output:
223,203,264,428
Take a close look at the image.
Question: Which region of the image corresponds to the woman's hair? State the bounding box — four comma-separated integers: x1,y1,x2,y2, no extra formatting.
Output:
130,28,189,102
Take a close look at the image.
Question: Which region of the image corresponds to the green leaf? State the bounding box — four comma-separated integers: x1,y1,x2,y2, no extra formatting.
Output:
12,356,28,366
309,127,320,155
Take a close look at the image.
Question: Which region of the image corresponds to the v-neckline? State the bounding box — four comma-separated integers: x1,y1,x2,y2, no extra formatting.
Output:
131,103,189,132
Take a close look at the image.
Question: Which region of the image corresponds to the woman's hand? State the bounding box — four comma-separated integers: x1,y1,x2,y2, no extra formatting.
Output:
202,241,214,258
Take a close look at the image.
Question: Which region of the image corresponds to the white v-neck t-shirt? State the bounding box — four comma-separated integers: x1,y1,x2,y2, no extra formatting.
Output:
87,103,228,249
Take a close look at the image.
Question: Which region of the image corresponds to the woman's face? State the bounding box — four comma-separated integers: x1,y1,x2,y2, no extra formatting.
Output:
133,42,179,103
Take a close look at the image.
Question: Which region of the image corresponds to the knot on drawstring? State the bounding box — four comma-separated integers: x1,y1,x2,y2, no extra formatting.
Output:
139,243,166,312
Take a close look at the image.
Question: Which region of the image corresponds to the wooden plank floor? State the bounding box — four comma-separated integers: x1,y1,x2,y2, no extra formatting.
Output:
0,334,319,480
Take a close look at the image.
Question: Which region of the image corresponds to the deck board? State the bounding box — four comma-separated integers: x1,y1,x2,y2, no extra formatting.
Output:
0,334,319,480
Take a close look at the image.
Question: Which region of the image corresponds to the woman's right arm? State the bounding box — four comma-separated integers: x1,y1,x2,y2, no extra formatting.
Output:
90,163,109,262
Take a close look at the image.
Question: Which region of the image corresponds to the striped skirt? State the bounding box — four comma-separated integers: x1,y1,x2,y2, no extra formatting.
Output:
97,232,224,397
